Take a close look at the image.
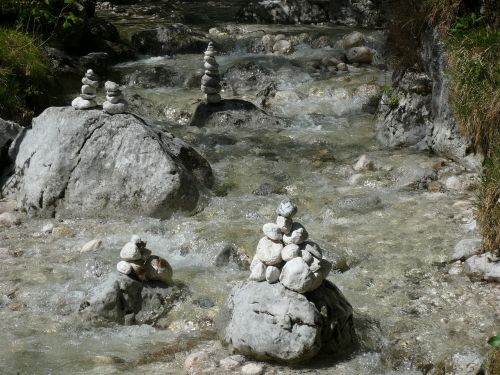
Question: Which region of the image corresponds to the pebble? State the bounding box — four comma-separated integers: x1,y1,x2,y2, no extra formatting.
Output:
276,200,297,218
276,215,292,234
120,242,142,261
279,257,314,293
266,266,281,283
281,244,300,262
262,223,282,241
80,239,103,254
117,260,132,275
241,363,265,375
255,237,283,266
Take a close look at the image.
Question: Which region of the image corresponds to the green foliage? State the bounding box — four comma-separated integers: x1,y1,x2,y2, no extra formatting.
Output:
489,334,500,348
450,13,485,35
0,28,49,124
0,0,83,35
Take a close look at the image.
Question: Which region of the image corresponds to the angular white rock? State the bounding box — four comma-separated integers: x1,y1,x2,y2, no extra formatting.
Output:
265,266,281,284
283,223,308,245
276,215,292,234
42,223,54,234
120,242,142,260
241,363,265,375
262,223,282,241
249,261,266,281
301,249,313,265
281,244,300,262
117,260,132,275
255,237,283,266
276,200,297,218
71,97,97,110
302,241,322,259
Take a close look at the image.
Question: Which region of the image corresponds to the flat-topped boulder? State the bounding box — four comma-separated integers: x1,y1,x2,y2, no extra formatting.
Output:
189,99,287,129
2,107,213,218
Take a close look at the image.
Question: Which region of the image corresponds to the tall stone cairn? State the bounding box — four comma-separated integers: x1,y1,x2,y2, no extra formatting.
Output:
249,200,332,293
71,69,99,110
201,42,222,104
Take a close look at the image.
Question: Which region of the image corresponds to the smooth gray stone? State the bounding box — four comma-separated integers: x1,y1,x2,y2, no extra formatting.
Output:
220,280,355,363
201,85,221,94
276,215,292,234
262,222,282,241
106,95,122,104
105,81,120,91
206,93,221,104
80,272,186,325
82,77,99,88
281,244,300,262
103,101,127,114
283,223,308,245
4,107,213,218
342,31,365,50
71,97,97,110
265,266,281,283
346,46,373,64
81,85,97,95
80,94,96,100
201,75,220,87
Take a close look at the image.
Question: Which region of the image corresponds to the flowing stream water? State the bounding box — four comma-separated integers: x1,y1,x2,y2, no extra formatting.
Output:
0,1,498,374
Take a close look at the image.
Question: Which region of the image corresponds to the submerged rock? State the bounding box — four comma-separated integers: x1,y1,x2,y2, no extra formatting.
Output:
189,99,286,129
80,272,186,325
220,280,355,363
0,118,21,180
3,107,213,218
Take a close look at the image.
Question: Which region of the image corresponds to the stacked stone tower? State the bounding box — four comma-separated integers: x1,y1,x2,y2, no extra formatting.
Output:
71,69,99,110
103,81,127,114
201,42,222,104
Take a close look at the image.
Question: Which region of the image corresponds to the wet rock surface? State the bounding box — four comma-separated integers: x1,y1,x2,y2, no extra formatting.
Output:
3,107,212,218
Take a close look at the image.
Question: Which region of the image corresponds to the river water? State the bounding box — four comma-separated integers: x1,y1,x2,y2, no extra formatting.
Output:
0,1,498,374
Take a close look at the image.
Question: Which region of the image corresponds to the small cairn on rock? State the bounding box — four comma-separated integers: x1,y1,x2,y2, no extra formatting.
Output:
71,69,99,110
117,235,173,284
201,42,222,104
103,81,128,114
249,200,332,293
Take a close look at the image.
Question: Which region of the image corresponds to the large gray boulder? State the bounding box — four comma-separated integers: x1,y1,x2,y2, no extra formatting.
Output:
189,99,287,129
79,272,187,325
220,280,355,363
2,107,213,218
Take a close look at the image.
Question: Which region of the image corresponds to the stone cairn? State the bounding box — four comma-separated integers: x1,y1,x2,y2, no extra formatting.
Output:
71,69,99,110
201,42,222,104
103,81,128,114
117,235,173,284
249,200,332,293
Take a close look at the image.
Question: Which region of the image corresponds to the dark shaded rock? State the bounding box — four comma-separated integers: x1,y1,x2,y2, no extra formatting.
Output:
335,195,383,213
131,23,208,56
3,107,213,218
214,242,249,270
122,66,181,88
189,99,287,129
219,280,355,363
0,118,21,176
80,272,187,325
237,0,328,24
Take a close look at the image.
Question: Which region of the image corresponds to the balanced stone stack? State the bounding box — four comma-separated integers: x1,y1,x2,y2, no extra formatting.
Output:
201,42,222,104
71,69,99,110
249,200,332,293
103,81,127,114
117,235,173,284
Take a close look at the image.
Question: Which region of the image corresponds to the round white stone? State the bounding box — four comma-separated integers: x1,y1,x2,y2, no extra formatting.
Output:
281,244,300,262
283,223,308,245
120,242,141,260
81,85,97,95
279,257,314,293
71,97,97,110
117,260,132,275
255,237,283,266
262,223,282,241
276,215,292,234
105,81,119,91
